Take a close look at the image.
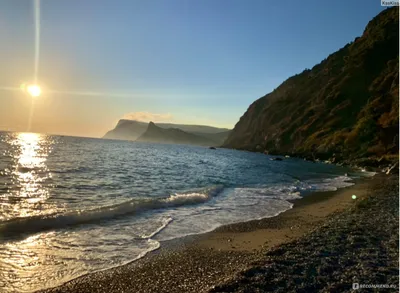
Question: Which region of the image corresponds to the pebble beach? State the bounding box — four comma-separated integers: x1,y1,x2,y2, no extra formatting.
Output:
39,173,399,293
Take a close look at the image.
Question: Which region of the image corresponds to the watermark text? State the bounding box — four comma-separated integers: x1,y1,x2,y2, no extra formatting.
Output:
353,283,397,290
381,0,399,6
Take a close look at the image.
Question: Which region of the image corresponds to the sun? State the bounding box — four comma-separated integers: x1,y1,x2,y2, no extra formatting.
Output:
27,84,41,97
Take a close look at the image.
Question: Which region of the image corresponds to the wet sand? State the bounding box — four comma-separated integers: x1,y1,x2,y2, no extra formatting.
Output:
39,174,398,293
197,178,371,253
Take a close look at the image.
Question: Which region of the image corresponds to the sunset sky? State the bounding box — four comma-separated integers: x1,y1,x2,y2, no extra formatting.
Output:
0,0,385,137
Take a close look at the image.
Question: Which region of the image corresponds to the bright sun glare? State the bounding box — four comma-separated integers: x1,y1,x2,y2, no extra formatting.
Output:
27,85,41,97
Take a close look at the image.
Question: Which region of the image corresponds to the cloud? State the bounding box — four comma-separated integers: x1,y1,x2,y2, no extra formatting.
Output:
122,111,173,123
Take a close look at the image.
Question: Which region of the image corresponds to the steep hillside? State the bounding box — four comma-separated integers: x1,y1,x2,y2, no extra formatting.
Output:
223,7,399,166
136,122,217,146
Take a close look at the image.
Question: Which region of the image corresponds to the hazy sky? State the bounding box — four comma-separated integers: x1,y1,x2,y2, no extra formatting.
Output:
0,0,385,137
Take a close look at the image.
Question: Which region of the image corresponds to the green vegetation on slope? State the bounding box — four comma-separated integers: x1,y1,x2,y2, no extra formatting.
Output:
223,7,399,166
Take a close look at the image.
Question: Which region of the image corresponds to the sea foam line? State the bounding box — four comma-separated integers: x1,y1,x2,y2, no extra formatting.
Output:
0,186,223,239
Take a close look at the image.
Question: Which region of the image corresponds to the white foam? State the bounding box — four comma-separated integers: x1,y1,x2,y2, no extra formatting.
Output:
153,187,295,241
141,217,173,238
163,192,209,204
298,175,355,192
0,186,223,239
153,175,356,241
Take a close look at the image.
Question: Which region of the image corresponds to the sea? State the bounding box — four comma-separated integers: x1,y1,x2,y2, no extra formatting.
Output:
0,132,374,292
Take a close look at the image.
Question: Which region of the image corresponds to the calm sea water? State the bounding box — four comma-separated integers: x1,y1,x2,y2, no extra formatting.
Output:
0,132,370,292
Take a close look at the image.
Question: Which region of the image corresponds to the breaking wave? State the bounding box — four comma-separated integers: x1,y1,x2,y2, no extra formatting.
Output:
0,186,223,239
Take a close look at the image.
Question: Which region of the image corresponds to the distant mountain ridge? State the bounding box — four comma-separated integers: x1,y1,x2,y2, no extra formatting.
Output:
136,122,218,146
223,7,399,166
103,119,231,146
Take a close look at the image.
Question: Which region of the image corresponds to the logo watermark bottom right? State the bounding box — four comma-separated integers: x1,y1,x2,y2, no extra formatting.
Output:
353,283,397,290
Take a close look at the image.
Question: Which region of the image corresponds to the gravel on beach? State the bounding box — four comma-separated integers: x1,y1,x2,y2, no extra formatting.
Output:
211,175,399,292
40,242,256,293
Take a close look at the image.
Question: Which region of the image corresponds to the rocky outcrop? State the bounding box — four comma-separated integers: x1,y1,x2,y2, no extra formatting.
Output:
103,120,148,141
136,122,218,146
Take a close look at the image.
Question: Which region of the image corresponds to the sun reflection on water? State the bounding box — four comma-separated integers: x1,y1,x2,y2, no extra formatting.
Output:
1,132,54,220
15,133,48,201
0,132,63,292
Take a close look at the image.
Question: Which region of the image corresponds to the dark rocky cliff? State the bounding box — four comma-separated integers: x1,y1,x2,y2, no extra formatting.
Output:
223,7,399,166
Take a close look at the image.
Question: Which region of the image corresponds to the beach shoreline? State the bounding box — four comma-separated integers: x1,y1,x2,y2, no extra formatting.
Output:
211,173,398,292
37,172,397,293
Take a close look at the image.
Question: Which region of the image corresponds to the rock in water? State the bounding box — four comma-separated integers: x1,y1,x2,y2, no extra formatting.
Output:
271,157,283,161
